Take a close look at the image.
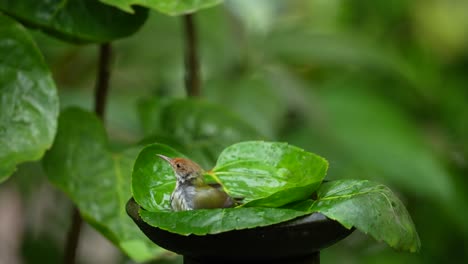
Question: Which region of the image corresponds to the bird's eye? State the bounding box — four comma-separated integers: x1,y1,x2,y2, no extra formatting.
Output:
176,164,181,168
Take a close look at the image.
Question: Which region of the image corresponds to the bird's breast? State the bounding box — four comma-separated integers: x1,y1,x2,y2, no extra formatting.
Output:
171,185,196,211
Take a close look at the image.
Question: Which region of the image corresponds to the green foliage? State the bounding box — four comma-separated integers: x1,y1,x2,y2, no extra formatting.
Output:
132,141,328,210
0,0,148,43
42,108,163,262
140,206,310,236
100,0,223,15
319,88,455,201
265,31,403,75
138,98,262,168
212,141,328,206
204,75,287,139
2,1,465,263
287,85,468,234
297,180,421,252
0,14,58,182
132,141,419,252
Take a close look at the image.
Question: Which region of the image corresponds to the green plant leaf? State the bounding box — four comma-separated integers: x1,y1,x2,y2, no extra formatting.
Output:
132,141,328,212
0,0,148,43
0,14,58,182
131,143,186,212
99,0,222,15
139,206,310,236
211,141,328,207
300,179,421,252
139,98,263,168
42,108,165,262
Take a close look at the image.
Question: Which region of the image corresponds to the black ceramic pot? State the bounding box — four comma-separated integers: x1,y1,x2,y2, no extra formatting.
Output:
127,198,353,264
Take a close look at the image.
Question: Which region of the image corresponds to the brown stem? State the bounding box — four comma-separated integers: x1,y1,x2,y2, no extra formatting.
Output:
183,14,201,97
63,208,82,264
94,43,112,119
64,43,113,264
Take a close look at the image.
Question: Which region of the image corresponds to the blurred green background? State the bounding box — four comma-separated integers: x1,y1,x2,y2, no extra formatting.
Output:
1,0,467,263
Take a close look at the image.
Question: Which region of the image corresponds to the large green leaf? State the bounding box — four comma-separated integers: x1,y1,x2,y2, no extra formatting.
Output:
211,141,328,207
299,179,421,252
0,14,58,182
42,108,165,262
132,141,328,212
100,0,222,15
140,206,310,236
0,0,148,43
139,98,263,168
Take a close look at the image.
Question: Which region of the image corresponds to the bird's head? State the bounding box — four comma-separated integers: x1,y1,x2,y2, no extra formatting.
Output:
157,154,204,185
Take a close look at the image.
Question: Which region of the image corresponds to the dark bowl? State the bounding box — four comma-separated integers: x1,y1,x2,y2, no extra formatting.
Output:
127,198,353,264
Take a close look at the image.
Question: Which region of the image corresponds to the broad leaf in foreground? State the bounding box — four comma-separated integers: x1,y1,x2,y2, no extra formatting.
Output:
100,0,222,15
211,141,328,207
0,0,148,43
43,108,165,262
139,206,310,236
300,179,421,252
0,14,58,182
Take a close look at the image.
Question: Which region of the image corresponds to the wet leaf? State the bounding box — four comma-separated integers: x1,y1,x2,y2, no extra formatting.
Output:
211,141,328,207
299,179,421,252
0,15,58,182
139,206,310,236
42,108,165,262
0,0,148,43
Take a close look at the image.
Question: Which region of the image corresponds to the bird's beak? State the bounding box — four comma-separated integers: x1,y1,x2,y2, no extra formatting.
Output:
156,154,172,163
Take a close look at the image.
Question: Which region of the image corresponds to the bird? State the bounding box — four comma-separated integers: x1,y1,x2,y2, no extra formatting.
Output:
156,154,236,211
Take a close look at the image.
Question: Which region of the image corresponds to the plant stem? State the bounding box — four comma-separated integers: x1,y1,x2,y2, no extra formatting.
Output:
94,43,112,119
64,43,112,264
63,208,82,264
183,14,200,97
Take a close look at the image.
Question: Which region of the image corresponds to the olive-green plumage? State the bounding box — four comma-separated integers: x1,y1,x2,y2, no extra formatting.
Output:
157,154,234,211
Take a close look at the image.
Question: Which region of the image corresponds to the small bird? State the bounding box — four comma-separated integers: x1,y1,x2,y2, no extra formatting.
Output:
157,154,236,211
